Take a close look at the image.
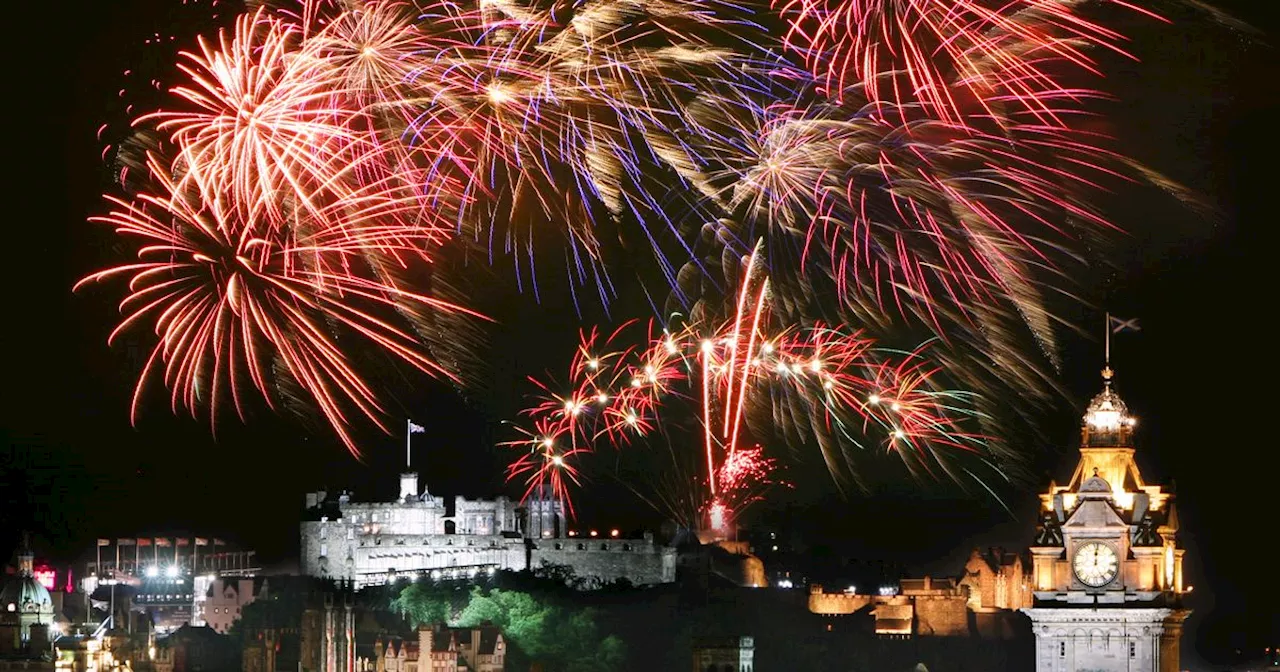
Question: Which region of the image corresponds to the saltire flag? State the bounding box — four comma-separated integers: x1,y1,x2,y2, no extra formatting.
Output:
155,538,172,547
1110,316,1141,333
97,539,110,546
177,538,190,547
195,538,209,546
409,421,426,433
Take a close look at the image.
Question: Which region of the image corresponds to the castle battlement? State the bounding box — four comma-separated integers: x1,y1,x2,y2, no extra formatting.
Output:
300,472,674,589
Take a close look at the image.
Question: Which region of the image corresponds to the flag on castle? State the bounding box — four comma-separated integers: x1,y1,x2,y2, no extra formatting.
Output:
213,539,226,546
177,538,190,547
117,539,135,546
155,538,171,547
409,421,426,433
137,538,152,547
195,538,209,546
97,539,110,547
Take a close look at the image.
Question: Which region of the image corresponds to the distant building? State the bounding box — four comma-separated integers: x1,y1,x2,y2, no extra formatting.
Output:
960,547,1031,612
1023,366,1190,672
300,472,675,589
240,578,357,672
153,624,237,672
692,636,754,672
368,624,507,672
80,536,259,634
0,537,55,648
200,578,263,635
808,572,1028,639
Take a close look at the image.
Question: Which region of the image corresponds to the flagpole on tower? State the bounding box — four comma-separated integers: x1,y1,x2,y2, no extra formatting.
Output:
406,420,426,472
1105,311,1111,367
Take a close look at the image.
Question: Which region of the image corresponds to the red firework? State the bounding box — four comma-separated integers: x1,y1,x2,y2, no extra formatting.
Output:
773,0,1166,123
505,242,986,528
138,9,411,237
76,152,487,455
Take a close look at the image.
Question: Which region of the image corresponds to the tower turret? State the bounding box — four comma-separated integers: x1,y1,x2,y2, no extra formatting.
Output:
1081,366,1136,447
399,473,420,502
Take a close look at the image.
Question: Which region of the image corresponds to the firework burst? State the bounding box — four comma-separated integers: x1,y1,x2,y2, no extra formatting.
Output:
772,0,1164,123
506,244,988,528
76,151,488,455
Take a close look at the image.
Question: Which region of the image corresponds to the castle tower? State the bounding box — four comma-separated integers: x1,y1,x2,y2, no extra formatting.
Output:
1023,366,1190,672
523,483,565,539
399,473,420,502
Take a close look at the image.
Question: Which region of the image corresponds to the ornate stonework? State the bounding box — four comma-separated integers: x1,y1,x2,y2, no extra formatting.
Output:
1022,370,1190,672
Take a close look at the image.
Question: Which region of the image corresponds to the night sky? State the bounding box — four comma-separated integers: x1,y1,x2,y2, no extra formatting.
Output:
3,0,1276,666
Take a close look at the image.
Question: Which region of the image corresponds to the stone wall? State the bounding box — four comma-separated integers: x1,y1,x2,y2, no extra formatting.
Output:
529,539,677,587
808,585,873,615
913,596,968,636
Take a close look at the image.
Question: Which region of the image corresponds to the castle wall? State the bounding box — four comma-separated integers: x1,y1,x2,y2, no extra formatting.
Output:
529,540,676,587
807,586,873,616
302,488,674,589
914,596,969,636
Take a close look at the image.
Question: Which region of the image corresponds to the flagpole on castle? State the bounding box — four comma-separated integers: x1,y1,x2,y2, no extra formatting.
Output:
406,418,412,470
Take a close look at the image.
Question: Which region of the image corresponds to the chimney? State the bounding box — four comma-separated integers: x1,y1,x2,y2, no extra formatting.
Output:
418,625,435,659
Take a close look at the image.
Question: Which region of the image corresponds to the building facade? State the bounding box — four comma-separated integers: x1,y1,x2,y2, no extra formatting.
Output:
367,625,506,672
300,472,676,589
241,579,357,672
1022,367,1190,672
201,578,262,635
691,636,754,672
1,539,55,648
809,571,1028,639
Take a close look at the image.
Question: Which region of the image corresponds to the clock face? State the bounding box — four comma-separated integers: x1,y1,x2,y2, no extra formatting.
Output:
1073,542,1119,587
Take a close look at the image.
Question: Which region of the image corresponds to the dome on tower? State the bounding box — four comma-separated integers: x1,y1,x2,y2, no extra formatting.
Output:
1082,367,1136,447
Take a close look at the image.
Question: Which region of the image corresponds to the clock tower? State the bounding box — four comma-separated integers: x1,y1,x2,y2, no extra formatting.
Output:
1023,367,1190,672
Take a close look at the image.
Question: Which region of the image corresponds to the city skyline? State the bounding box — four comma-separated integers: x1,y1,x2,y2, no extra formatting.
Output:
3,0,1277,667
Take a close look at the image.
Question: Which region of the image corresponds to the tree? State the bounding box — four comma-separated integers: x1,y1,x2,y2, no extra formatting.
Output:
456,588,552,656
389,581,467,627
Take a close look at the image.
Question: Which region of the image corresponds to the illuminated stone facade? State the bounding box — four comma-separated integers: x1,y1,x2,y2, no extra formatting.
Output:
691,636,755,672
364,625,507,672
809,555,1031,638
300,472,676,589
1022,367,1190,672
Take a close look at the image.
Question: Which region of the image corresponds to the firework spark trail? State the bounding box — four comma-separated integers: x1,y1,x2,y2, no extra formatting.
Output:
505,244,987,528
771,0,1166,124
76,151,489,456
85,0,1228,467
